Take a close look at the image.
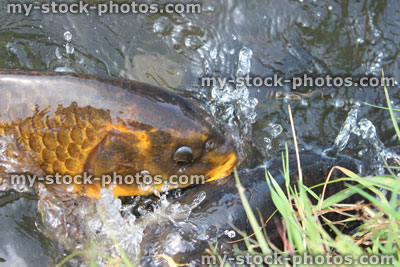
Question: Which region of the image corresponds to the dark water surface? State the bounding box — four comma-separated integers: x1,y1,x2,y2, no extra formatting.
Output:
0,0,400,266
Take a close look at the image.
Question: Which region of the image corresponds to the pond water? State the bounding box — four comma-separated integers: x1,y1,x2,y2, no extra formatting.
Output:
0,0,400,266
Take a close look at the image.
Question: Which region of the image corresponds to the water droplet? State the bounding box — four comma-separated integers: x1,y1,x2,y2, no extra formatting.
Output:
153,19,166,33
334,105,360,152
210,47,217,60
334,98,345,108
224,230,236,238
65,43,74,54
55,47,62,59
204,5,215,12
264,137,272,150
64,31,72,42
270,124,283,138
237,47,253,77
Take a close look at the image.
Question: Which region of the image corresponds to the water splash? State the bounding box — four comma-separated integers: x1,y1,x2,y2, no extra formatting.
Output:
148,11,258,158
327,106,400,176
333,103,360,153
37,185,207,266
209,47,258,157
0,136,38,193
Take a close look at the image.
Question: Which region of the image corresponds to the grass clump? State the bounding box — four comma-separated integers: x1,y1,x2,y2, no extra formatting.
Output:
228,156,400,266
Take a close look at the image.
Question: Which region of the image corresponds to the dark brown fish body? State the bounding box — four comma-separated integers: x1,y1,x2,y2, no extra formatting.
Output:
0,70,238,198
140,152,365,265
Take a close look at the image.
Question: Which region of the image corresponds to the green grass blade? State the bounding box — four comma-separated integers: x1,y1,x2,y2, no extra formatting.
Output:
347,184,400,221
382,71,400,141
234,169,271,255
363,102,400,112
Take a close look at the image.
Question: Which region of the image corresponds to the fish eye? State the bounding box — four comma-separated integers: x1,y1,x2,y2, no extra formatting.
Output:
205,140,215,152
172,146,193,165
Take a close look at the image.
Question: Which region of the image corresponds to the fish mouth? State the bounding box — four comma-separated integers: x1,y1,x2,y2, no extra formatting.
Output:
205,152,238,182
